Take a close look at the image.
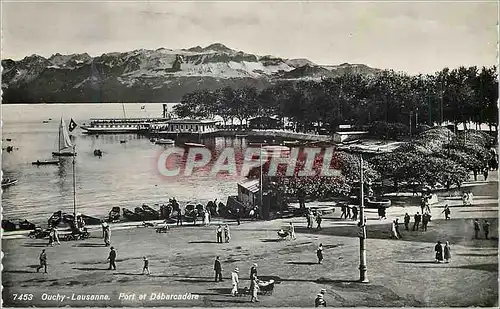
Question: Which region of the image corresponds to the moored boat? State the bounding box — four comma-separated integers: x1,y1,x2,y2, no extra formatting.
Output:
184,142,206,147
142,204,160,218
1,178,18,188
52,118,75,157
32,159,59,166
2,220,17,231
108,207,121,222
18,219,36,230
155,139,175,145
122,208,142,221
135,207,157,221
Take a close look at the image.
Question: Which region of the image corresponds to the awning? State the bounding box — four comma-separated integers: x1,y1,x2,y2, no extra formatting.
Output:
238,179,260,193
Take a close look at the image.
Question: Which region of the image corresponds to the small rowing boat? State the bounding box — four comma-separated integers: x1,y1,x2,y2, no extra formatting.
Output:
155,139,175,145
32,160,59,166
1,178,18,188
184,142,206,147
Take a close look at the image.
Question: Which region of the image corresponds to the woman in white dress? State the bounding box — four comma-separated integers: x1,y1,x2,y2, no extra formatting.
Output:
204,209,210,226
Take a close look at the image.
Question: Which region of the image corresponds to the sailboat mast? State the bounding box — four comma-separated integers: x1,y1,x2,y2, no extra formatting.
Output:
59,118,62,153
122,103,127,119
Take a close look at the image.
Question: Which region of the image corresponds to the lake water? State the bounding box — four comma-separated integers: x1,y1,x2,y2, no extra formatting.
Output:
1,103,249,224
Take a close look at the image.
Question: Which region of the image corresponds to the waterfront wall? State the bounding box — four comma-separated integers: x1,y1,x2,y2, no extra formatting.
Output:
217,130,332,142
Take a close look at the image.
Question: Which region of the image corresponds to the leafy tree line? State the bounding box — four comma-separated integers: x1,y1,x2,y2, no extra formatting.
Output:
369,127,496,192
174,66,498,133
247,127,495,201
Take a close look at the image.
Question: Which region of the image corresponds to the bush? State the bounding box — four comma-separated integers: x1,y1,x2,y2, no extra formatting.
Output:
368,121,409,139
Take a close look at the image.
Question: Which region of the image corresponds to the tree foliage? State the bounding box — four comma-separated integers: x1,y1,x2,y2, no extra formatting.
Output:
174,66,498,133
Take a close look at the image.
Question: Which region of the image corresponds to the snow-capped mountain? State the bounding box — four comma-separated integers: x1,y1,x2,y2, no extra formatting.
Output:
1,43,380,103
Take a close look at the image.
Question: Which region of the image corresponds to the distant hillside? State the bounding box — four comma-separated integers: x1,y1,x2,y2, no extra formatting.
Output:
1,43,381,103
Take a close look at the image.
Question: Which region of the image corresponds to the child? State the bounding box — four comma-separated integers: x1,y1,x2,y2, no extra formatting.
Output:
142,256,150,275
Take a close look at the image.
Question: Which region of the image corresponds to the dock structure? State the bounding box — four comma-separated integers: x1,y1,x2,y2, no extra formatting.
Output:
149,119,219,137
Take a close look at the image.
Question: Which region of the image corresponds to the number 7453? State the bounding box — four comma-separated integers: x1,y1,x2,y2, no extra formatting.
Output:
13,294,34,301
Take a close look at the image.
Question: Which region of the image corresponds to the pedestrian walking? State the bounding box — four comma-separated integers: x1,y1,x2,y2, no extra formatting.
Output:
107,246,117,270
104,225,111,246
101,221,108,238
216,225,223,243
340,205,346,219
289,222,296,240
434,241,443,263
250,263,258,280
231,267,239,296
442,205,451,220
36,249,47,273
395,218,402,238
316,243,324,264
52,227,61,245
214,256,223,282
483,220,490,239
315,293,326,307
483,167,489,181
250,274,260,302
224,224,231,243
346,206,351,219
352,206,358,221
473,219,480,239
236,209,241,226
204,210,210,226
309,211,315,229
422,213,430,231
404,213,410,231
142,256,150,275
444,241,451,263
377,206,383,220
306,210,312,229
391,220,399,239
381,207,387,219
47,229,54,247
316,213,322,229
413,212,421,231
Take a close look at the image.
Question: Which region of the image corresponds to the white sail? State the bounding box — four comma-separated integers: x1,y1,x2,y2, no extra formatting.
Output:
59,118,73,151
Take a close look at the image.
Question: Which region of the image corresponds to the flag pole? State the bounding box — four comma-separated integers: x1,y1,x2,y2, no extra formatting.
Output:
260,143,263,208
359,154,369,283
72,144,77,225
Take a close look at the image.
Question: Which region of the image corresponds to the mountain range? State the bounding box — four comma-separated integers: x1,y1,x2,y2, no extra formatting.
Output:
1,43,380,103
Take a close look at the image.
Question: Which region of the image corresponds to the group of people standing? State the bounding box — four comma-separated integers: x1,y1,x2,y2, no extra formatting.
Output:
216,224,231,243
434,241,451,263
473,219,490,239
339,204,358,221
214,257,261,302
305,209,323,229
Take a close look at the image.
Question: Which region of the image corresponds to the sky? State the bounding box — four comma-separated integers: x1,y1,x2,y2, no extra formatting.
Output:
1,1,498,74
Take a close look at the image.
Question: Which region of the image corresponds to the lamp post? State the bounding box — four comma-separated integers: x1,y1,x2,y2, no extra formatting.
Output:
358,154,369,283
260,143,263,209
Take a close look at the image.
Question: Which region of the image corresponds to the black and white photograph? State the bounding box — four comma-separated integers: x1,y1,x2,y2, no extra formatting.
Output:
1,1,498,307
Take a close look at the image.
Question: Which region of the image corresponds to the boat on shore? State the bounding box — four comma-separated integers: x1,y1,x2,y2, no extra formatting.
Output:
184,142,206,147
134,207,158,221
32,159,59,166
155,139,175,145
142,204,160,218
122,208,143,221
2,178,18,188
108,207,121,222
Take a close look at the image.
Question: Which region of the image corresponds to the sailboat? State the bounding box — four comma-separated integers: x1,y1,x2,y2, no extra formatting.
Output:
52,118,76,157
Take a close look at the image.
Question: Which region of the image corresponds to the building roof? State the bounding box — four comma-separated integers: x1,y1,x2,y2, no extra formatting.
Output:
238,179,260,193
249,116,280,122
334,131,369,135
165,119,217,124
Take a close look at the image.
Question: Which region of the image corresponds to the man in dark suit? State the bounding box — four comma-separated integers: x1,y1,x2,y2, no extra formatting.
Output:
214,256,223,282
250,263,258,280
107,246,117,270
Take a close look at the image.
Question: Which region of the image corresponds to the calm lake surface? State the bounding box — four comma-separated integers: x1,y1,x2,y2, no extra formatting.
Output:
2,103,248,224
